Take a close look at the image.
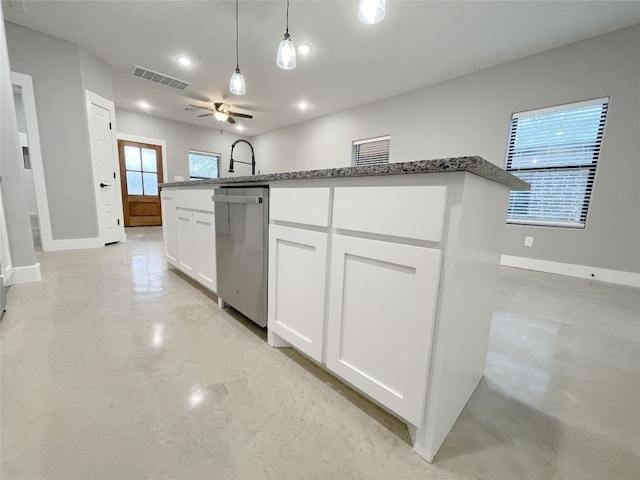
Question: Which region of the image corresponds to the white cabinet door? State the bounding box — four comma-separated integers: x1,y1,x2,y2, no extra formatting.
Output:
193,211,217,292
268,225,328,362
326,235,441,426
160,190,177,266
176,209,194,277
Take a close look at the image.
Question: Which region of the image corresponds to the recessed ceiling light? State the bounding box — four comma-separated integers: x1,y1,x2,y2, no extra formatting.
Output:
178,57,192,66
139,101,150,109
297,45,311,55
298,102,308,111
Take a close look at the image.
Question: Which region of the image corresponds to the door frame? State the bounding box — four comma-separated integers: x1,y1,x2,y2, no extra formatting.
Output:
11,72,53,251
85,90,127,244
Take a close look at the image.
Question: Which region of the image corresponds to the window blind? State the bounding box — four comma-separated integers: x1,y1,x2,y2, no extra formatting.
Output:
189,150,220,179
352,135,391,166
505,98,609,228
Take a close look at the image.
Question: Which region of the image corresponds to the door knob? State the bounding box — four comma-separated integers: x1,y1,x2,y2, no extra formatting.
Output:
100,182,111,188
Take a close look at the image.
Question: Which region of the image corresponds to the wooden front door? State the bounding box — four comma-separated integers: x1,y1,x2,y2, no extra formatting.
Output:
118,140,163,226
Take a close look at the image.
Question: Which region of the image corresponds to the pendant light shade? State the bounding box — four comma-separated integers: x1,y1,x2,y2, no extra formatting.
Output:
359,0,385,24
276,0,296,70
230,0,246,95
276,33,296,70
230,67,246,96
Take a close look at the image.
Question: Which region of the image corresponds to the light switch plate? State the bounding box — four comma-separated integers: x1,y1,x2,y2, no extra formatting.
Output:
524,236,534,247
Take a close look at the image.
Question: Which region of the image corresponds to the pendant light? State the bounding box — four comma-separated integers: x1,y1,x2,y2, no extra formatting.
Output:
230,0,246,95
276,0,296,70
359,0,385,24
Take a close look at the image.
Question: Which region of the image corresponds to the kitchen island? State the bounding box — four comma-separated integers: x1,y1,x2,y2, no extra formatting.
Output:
160,157,528,462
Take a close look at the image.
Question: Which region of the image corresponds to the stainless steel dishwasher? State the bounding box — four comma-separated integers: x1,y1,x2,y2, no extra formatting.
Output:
213,186,269,327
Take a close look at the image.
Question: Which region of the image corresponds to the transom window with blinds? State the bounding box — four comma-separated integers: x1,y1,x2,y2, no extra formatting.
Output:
352,135,391,166
505,97,609,228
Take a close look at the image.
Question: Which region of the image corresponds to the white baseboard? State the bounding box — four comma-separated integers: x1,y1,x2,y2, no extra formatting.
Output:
46,237,104,252
500,255,640,288
11,263,41,284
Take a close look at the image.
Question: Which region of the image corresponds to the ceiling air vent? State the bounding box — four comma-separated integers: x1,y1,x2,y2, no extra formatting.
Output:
131,65,190,90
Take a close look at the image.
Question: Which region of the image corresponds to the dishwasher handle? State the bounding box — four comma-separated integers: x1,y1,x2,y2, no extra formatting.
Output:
212,194,263,204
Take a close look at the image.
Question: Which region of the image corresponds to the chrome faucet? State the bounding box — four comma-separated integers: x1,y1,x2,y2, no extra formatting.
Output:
228,139,256,175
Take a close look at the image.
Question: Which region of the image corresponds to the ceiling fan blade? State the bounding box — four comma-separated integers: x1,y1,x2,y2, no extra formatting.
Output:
214,102,223,111
189,104,212,110
226,116,236,124
198,113,213,118
229,112,253,119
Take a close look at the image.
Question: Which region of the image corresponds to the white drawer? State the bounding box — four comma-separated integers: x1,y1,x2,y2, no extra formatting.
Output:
333,186,447,242
175,187,216,212
270,187,331,227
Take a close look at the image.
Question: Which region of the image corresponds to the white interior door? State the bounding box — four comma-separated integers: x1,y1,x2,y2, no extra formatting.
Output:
11,72,53,251
88,98,120,244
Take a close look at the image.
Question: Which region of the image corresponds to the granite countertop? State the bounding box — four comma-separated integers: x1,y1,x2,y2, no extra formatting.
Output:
160,156,530,190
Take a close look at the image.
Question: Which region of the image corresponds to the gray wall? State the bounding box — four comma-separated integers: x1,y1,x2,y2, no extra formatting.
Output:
115,108,254,182
252,26,640,274
0,12,36,268
5,22,102,240
79,47,114,102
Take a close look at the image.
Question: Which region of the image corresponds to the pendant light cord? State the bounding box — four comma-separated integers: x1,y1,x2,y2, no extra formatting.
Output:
286,0,289,34
235,0,240,69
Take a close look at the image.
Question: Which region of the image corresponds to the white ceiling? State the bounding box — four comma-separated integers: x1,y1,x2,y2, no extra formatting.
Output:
3,1,639,136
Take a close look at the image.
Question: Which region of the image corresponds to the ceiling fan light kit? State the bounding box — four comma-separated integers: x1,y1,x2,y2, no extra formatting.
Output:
190,103,253,125
359,0,386,24
276,0,296,70
230,0,246,95
214,110,229,122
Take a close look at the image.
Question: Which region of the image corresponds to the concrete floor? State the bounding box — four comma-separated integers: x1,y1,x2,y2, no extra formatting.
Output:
1,227,638,480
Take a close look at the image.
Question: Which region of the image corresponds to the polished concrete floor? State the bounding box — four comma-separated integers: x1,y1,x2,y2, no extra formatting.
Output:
1,227,638,480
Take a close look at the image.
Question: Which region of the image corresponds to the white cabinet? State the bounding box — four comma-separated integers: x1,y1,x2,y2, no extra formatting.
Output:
268,185,445,425
333,186,447,242
193,211,217,292
175,208,217,292
325,234,441,426
268,224,328,362
177,208,195,277
160,189,177,266
164,186,217,293
270,187,331,227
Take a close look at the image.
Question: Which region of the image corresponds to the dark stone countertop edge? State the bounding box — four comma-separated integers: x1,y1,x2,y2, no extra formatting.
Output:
160,156,530,191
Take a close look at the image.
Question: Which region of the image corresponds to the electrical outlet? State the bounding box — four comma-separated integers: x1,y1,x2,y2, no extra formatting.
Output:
524,236,534,247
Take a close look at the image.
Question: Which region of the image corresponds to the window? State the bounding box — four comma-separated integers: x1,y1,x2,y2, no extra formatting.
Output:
189,150,220,180
505,98,609,228
123,144,160,196
352,135,391,166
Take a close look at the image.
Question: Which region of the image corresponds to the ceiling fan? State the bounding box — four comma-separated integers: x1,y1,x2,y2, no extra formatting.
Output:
189,103,253,124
